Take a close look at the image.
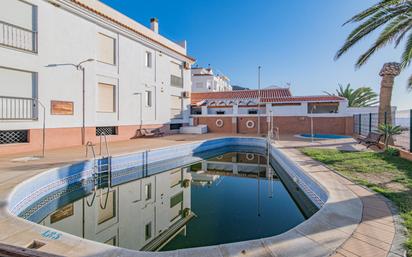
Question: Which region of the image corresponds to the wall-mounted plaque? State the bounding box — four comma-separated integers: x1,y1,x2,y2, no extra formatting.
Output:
51,101,74,115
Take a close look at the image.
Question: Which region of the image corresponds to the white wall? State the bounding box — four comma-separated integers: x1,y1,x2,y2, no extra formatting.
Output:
0,0,192,131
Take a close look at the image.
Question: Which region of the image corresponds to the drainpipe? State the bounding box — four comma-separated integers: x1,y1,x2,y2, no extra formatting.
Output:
81,66,86,145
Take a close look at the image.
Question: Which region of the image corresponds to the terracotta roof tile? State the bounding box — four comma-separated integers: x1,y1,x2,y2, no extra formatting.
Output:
191,89,346,105
191,88,292,104
261,95,346,103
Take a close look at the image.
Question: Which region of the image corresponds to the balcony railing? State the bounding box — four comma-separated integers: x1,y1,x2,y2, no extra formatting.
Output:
0,96,38,120
0,20,37,53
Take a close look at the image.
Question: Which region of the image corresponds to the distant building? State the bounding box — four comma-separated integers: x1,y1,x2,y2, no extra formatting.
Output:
191,67,232,92
190,87,378,135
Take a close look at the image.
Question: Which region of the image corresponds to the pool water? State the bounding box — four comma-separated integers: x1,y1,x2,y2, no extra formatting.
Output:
299,134,352,139
37,150,308,252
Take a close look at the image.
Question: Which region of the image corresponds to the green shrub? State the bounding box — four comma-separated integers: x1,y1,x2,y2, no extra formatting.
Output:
385,147,400,156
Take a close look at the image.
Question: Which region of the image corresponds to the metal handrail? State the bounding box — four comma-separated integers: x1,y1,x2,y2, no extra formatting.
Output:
0,96,38,121
85,141,98,207
0,20,36,34
98,133,111,209
99,133,110,157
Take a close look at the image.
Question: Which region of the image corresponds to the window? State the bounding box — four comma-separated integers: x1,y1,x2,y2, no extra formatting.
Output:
195,82,203,88
97,83,115,112
145,52,152,68
144,183,152,200
191,107,202,115
97,33,115,64
216,111,225,115
170,96,183,118
145,222,152,241
170,123,183,130
248,110,258,115
105,237,116,246
308,102,339,114
98,191,116,224
145,90,152,107
0,0,37,52
170,168,182,187
0,67,38,120
170,62,183,88
170,191,184,221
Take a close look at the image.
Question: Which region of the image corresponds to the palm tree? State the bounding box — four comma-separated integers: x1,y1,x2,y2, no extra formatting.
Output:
378,123,402,149
325,84,378,107
335,0,412,88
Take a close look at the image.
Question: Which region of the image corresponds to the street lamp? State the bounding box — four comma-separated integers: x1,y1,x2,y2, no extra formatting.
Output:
46,58,94,145
257,66,261,136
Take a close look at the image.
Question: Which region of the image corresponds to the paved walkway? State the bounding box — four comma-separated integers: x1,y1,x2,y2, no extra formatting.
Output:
274,139,406,257
0,134,407,257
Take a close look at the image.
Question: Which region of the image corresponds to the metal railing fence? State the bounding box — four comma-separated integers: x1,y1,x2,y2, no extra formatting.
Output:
354,110,411,152
0,96,37,120
0,20,37,53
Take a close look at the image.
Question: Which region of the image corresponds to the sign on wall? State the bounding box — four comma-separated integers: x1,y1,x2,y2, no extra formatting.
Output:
51,101,74,115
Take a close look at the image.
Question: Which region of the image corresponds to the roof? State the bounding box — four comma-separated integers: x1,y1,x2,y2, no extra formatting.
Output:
261,95,346,103
191,88,292,104
69,0,195,62
191,89,346,105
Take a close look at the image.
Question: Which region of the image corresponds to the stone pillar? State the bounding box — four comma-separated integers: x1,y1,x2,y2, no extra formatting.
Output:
378,63,401,125
233,104,239,115
201,106,208,115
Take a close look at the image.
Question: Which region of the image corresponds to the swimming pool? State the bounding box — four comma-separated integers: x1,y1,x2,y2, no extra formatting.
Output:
299,134,352,139
8,137,327,253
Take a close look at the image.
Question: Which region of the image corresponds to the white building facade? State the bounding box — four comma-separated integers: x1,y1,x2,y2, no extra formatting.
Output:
0,0,195,155
191,67,232,92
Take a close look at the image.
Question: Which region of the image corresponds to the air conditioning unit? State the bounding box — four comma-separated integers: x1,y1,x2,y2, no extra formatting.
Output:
182,91,190,98
183,62,190,70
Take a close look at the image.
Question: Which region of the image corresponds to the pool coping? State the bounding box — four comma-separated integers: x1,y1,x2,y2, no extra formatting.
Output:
0,136,400,257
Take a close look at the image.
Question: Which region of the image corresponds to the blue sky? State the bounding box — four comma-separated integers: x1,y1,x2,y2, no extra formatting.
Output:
101,0,411,110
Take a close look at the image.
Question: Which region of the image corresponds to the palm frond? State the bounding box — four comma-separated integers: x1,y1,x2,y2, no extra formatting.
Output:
344,0,403,25
400,31,412,68
355,14,412,67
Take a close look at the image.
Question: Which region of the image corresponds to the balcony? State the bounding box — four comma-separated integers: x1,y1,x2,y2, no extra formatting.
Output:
0,20,37,53
0,96,38,120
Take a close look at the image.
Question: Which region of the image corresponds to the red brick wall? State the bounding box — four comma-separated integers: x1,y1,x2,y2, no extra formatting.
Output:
195,116,354,135
196,117,234,133
0,124,171,156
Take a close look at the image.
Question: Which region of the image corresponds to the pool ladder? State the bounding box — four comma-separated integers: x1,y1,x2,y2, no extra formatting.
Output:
85,133,111,209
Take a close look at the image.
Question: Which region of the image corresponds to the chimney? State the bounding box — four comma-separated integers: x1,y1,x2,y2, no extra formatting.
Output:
150,18,159,33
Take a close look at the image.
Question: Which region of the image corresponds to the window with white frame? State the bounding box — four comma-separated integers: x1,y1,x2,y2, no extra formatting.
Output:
170,62,183,88
97,33,116,65
97,83,115,112
145,52,152,68
145,90,152,107
195,82,203,88
144,183,152,201
170,95,183,118
0,0,37,52
145,222,152,241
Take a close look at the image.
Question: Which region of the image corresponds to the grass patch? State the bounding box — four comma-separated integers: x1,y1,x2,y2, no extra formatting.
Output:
301,148,412,255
